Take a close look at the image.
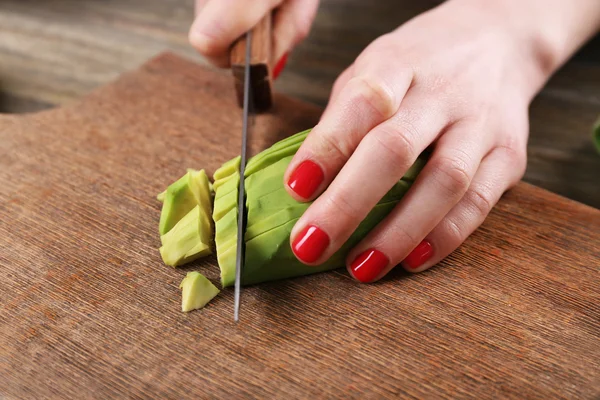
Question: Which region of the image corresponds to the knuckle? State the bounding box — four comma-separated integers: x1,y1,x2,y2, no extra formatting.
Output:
497,143,527,178
323,191,361,220
442,217,466,245
189,30,221,57
316,131,353,162
369,126,416,166
429,154,472,198
374,224,420,254
464,184,495,219
348,76,397,120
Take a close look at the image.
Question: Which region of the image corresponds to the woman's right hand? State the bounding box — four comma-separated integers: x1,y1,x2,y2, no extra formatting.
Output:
189,0,319,76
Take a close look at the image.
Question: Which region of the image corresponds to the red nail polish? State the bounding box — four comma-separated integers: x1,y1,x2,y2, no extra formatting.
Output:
287,160,324,199
292,225,330,264
273,52,289,80
350,249,389,283
404,240,433,269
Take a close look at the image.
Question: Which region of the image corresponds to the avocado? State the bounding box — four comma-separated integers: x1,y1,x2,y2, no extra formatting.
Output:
179,271,220,312
244,129,310,176
160,206,211,267
159,169,211,235
158,169,214,267
213,155,241,180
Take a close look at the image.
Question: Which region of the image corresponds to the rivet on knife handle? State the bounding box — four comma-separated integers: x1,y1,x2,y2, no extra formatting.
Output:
230,14,273,112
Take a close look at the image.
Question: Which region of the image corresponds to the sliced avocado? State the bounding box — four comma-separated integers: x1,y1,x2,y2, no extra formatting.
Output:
246,156,292,202
213,179,239,222
214,172,240,198
160,206,211,267
215,207,238,261
213,156,241,180
245,141,304,177
245,129,310,176
159,170,209,235
179,271,220,312
246,203,309,241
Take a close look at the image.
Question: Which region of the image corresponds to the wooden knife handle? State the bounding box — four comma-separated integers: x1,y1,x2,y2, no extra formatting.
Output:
230,14,273,113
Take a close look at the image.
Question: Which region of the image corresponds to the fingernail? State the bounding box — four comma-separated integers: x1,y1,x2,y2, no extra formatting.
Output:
287,160,324,199
273,53,289,80
404,240,434,269
292,225,330,264
350,249,389,283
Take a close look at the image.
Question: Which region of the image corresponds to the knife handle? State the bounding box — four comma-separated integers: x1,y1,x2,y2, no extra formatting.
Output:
230,14,273,113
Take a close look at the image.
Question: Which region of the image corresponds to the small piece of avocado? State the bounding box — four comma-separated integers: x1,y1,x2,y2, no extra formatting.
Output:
160,206,211,267
179,271,220,312
159,170,201,235
157,190,166,202
158,169,214,267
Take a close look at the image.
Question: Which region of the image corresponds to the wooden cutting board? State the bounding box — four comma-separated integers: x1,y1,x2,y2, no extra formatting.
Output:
1,53,598,399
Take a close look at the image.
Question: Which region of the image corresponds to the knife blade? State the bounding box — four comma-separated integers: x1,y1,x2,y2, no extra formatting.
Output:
230,14,274,321
233,31,253,322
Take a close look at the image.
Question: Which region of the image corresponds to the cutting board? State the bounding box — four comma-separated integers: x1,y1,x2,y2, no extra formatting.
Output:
1,53,599,399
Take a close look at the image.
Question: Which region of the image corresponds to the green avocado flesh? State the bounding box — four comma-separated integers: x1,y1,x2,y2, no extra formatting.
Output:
157,128,427,291
180,271,220,312
159,169,213,267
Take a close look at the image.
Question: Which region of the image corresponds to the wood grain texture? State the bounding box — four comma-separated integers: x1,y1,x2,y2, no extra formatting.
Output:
1,53,599,399
0,0,598,209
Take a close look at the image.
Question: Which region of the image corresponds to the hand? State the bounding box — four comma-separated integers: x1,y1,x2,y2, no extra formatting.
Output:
283,0,592,282
189,0,319,75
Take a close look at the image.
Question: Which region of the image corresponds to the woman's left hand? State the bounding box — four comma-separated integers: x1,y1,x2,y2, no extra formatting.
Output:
283,0,552,282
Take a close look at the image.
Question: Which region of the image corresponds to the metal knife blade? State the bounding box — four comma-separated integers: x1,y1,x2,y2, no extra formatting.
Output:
233,30,253,322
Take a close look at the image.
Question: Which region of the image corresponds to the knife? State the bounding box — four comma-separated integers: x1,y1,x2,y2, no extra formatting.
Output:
230,15,274,321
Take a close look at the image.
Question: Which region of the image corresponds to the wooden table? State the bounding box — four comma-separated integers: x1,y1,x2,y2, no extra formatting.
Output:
0,0,599,208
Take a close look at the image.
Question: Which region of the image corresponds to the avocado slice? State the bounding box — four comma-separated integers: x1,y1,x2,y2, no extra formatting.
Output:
158,169,214,267
213,180,239,221
245,129,310,176
179,271,220,312
159,169,211,235
214,155,241,180
160,206,211,267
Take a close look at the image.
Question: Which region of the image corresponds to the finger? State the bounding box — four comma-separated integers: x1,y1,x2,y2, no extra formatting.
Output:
401,144,526,273
189,0,284,68
328,64,355,107
345,121,494,282
271,0,319,66
289,88,449,265
284,64,414,203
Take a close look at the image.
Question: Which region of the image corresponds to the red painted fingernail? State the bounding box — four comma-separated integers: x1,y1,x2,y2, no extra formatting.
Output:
292,225,330,264
273,52,289,80
404,240,434,269
287,160,324,199
350,249,389,283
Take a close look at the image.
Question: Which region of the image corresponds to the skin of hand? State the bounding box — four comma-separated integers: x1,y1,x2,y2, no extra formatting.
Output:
189,0,319,69
190,0,600,282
